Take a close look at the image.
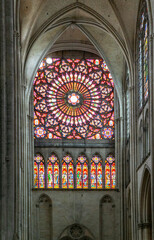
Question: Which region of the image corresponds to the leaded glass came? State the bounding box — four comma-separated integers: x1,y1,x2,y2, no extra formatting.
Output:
105,155,116,189
47,154,59,188
34,154,45,188
76,155,88,189
62,155,74,189
34,58,114,140
91,155,103,189
34,153,116,189
137,0,149,109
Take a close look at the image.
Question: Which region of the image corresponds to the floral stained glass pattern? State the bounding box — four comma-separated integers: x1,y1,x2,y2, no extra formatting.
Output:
47,154,59,188
34,58,114,140
91,155,102,189
34,154,45,188
105,155,116,189
76,155,88,189
62,155,74,188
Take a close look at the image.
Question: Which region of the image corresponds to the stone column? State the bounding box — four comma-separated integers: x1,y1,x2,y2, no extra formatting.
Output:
149,32,154,240
0,0,15,239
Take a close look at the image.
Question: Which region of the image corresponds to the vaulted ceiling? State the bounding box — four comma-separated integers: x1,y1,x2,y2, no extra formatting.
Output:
19,0,140,104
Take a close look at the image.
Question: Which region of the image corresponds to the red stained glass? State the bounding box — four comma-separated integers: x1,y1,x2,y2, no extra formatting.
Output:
34,154,45,188
54,162,59,188
62,155,74,189
76,161,82,188
91,161,96,188
34,58,114,139
47,154,59,188
105,155,116,189
97,162,103,188
68,162,74,188
47,161,53,188
83,162,88,188
91,155,102,189
39,162,45,188
105,161,110,189
111,162,116,189
62,162,67,188
76,155,88,189
34,162,38,188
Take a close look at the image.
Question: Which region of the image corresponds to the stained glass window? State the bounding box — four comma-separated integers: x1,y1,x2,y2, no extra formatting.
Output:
137,0,149,109
47,154,59,188
91,155,103,189
62,154,74,189
34,58,114,140
76,155,88,189
33,152,116,189
34,154,45,188
105,155,116,189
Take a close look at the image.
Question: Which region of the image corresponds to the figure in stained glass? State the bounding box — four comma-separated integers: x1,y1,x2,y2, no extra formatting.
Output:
34,154,45,188
47,154,59,188
105,155,116,189
76,155,88,189
62,155,74,189
91,155,102,189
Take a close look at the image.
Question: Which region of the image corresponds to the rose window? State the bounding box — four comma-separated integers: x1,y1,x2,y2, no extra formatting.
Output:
34,58,114,140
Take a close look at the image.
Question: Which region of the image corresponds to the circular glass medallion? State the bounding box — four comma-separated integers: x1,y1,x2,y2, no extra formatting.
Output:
67,92,80,106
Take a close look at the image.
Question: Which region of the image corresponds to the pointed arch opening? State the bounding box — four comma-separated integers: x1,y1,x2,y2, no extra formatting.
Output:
105,154,116,189
62,154,74,189
76,154,88,189
90,154,103,189
139,168,152,240
47,153,60,188
136,0,149,110
34,153,45,188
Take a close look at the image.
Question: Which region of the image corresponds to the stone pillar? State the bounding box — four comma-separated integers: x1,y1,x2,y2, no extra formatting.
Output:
149,32,154,240
128,82,137,240
0,0,15,239
138,222,152,240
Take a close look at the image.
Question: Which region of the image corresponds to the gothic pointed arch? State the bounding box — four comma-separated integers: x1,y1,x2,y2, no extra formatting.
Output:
34,153,45,188
105,154,116,189
139,167,152,239
62,153,74,189
76,153,88,189
38,194,52,240
136,0,149,110
59,223,94,240
90,153,103,189
100,195,115,240
47,152,60,188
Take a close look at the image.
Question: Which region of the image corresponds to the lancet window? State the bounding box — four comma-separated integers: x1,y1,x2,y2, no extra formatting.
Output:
137,0,149,109
34,153,116,189
91,155,103,189
34,153,45,188
47,154,59,188
76,155,88,189
62,155,74,189
105,155,116,189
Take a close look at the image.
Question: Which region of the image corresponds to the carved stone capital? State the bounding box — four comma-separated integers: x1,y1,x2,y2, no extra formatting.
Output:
138,222,152,229
149,34,154,42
